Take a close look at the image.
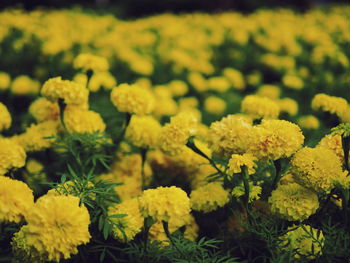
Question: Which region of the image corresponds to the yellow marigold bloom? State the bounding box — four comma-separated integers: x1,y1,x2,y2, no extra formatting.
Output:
187,71,207,92
256,84,280,99
0,102,11,131
125,115,162,148
246,71,262,86
23,194,91,262
282,74,304,90
15,121,59,152
318,134,345,163
207,76,230,92
280,225,324,259
269,183,319,221
241,95,280,119
23,159,47,192
291,147,347,193
110,83,155,115
0,176,34,223
0,72,11,90
223,68,245,90
73,53,109,72
108,198,143,243
11,75,40,95
297,115,320,129
190,183,230,213
247,119,304,161
208,114,253,157
88,71,116,92
26,159,44,174
29,98,59,122
278,98,298,116
178,97,199,110
64,107,106,134
228,153,257,175
204,96,226,115
169,80,188,96
232,182,262,203
340,106,350,123
158,112,198,155
311,93,348,117
139,186,191,224
0,138,26,175
41,77,89,105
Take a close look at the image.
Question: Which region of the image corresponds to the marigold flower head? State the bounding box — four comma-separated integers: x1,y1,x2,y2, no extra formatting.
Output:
88,71,116,92
29,98,60,123
312,93,348,117
256,84,280,99
280,225,324,259
0,102,11,131
297,115,320,129
282,74,304,90
318,134,345,163
169,80,188,96
125,115,162,148
158,111,198,155
11,75,40,95
64,106,106,134
108,198,143,243
41,77,89,105
73,53,109,72
207,76,230,92
0,72,11,90
23,194,91,262
278,98,298,116
204,96,226,115
228,153,257,175
291,146,347,193
187,71,207,92
223,68,245,90
110,83,155,115
0,176,34,223
247,119,304,161
241,95,280,119
208,114,253,157
190,183,230,213
0,138,26,175
139,186,191,224
269,183,319,221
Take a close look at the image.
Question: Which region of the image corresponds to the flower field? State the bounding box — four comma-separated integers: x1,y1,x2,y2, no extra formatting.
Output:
1,5,350,263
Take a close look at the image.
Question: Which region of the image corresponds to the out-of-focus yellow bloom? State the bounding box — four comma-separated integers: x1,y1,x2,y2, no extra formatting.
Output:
282,74,304,90
277,98,298,116
204,96,226,115
0,138,26,176
241,95,280,119
318,134,348,165
168,80,188,96
312,93,348,118
228,153,257,175
0,72,11,90
223,68,245,90
188,72,207,92
73,53,109,72
256,84,280,99
88,71,116,92
297,115,320,129
207,76,230,92
11,75,40,95
29,98,60,123
0,102,11,131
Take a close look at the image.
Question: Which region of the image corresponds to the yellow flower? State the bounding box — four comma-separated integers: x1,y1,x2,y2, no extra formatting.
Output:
246,119,304,161
0,102,11,131
241,95,280,119
88,71,116,92
73,53,109,72
277,98,298,116
0,176,34,223
312,93,348,117
190,183,230,213
110,83,155,115
41,77,89,105
0,138,26,175
0,72,11,90
207,76,230,92
158,111,198,155
223,68,245,90
125,115,162,148
228,153,257,175
168,80,188,96
318,134,345,163
280,225,324,259
14,121,59,152
269,183,319,221
108,198,143,242
204,96,226,115
29,98,60,123
187,71,207,92
282,74,304,90
208,114,253,157
11,75,40,95
291,146,347,193
64,106,106,134
139,186,191,224
256,84,280,99
297,115,320,129
22,194,91,262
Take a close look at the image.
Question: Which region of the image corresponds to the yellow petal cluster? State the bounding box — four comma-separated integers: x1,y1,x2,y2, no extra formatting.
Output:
241,95,280,119
108,198,143,242
269,183,319,221
204,96,226,115
223,68,245,90
228,153,257,175
318,134,345,162
0,138,26,175
256,84,280,99
110,83,155,115
11,75,40,95
88,71,116,92
41,77,89,105
297,115,320,129
312,93,348,117
73,53,109,72
0,72,11,90
190,183,230,213
22,194,91,262
277,98,298,116
0,176,34,223
125,115,162,148
0,102,11,131
29,98,59,122
139,186,191,223
247,119,304,161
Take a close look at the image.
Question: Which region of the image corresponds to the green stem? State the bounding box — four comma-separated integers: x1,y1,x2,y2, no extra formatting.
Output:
341,136,350,172
241,166,250,209
58,98,67,131
341,189,349,227
140,148,148,190
86,69,93,89
116,113,132,149
143,217,155,252
272,159,282,191
162,221,185,257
